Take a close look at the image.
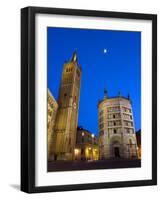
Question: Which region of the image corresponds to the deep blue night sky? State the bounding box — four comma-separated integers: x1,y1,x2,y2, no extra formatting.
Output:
47,27,141,135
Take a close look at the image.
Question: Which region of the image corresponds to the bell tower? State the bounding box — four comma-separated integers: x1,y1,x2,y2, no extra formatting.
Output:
53,51,82,160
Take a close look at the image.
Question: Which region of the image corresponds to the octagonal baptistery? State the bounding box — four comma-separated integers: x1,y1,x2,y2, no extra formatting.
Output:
98,90,138,160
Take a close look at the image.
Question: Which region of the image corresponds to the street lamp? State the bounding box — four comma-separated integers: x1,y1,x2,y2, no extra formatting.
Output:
81,132,85,160
91,134,94,160
74,148,79,160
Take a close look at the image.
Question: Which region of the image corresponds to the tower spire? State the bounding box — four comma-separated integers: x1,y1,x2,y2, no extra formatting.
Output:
118,91,121,97
128,93,130,100
104,88,108,99
71,51,77,62
128,93,132,103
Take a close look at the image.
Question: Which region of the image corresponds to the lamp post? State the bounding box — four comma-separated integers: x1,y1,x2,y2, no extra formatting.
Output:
91,134,94,160
82,132,84,160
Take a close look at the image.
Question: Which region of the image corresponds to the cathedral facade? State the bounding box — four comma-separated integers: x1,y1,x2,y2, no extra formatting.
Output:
98,90,138,159
47,89,58,161
52,52,82,161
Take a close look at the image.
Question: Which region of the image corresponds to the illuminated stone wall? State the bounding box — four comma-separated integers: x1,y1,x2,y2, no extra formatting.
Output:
47,89,58,161
98,92,138,159
74,127,99,161
53,52,82,160
136,130,141,159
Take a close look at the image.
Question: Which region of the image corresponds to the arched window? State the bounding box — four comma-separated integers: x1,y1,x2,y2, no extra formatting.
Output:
114,129,117,134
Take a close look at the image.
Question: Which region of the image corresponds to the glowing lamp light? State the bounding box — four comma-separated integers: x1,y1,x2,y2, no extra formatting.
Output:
74,149,79,155
91,134,94,138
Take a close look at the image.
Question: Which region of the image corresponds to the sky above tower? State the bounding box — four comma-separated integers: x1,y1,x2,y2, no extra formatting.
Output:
47,27,141,135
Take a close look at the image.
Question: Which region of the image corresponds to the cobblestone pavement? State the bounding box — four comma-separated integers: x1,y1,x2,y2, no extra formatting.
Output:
48,159,141,172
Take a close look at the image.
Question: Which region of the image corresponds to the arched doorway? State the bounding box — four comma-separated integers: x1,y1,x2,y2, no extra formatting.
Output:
114,147,120,158
111,140,121,158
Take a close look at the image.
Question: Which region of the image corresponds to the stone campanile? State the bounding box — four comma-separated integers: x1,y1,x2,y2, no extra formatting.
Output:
53,52,82,160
